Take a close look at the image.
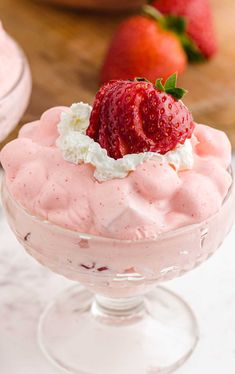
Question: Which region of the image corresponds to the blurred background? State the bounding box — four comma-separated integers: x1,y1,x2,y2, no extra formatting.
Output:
0,0,235,148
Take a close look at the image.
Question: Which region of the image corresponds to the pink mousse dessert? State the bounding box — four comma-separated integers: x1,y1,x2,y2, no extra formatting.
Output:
0,22,31,143
1,74,233,292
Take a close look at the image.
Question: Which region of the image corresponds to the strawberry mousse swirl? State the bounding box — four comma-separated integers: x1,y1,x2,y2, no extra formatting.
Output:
57,103,194,182
0,77,232,240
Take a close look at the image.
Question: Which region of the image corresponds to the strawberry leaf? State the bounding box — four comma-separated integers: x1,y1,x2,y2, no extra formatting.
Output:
162,15,186,34
155,78,165,91
165,87,187,100
180,35,205,62
164,73,177,90
154,73,187,100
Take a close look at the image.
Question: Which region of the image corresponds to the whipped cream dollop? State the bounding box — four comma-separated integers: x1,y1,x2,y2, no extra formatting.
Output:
57,103,194,182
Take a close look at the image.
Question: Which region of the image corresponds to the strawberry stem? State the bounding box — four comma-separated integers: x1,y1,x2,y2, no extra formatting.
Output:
143,4,163,21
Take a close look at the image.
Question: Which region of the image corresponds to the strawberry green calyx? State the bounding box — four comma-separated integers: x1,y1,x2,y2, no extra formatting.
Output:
180,34,205,63
143,5,185,33
143,5,205,63
155,73,187,100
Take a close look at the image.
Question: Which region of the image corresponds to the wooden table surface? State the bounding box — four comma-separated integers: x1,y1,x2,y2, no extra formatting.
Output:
1,0,235,147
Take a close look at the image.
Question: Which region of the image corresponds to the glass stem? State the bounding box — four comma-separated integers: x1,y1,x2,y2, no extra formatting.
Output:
91,294,145,325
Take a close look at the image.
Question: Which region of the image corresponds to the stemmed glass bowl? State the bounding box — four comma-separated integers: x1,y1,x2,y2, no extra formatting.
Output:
2,171,235,374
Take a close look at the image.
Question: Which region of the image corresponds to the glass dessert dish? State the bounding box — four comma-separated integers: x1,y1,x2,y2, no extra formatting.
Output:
0,36,32,145
2,170,235,374
1,75,234,372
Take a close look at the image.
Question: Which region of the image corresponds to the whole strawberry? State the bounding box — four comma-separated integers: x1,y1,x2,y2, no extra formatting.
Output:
100,14,187,85
152,0,218,59
87,73,195,159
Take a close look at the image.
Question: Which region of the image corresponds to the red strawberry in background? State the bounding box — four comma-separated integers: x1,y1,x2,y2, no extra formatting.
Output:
100,12,187,85
87,73,195,160
152,0,218,60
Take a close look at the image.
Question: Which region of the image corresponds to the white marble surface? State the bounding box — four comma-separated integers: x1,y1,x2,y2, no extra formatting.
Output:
1,169,235,374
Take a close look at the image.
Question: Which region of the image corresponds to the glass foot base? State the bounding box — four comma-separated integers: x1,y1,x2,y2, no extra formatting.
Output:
38,285,199,374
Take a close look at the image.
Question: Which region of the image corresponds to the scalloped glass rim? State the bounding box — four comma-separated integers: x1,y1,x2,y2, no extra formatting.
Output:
0,38,28,101
2,165,234,244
